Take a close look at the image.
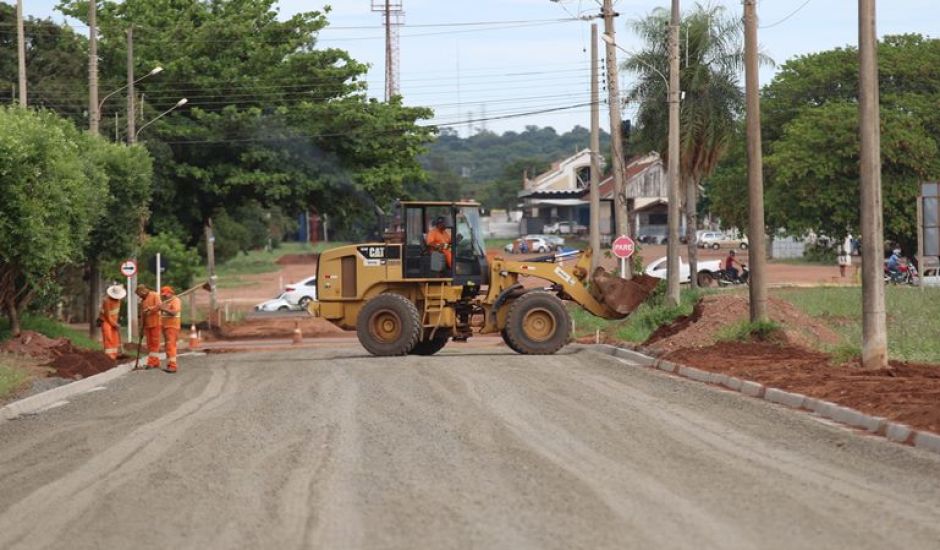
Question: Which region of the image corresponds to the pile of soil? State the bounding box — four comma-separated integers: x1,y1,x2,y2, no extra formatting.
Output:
666,341,940,435
213,316,345,340
0,330,116,380
276,253,318,265
645,294,841,354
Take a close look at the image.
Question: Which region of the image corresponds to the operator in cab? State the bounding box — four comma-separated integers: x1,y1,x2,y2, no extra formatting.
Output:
426,216,453,268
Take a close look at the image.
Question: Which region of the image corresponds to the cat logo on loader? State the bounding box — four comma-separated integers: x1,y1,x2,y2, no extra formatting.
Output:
310,201,659,356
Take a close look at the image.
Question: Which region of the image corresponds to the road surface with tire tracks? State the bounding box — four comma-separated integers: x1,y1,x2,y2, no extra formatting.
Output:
1,344,939,549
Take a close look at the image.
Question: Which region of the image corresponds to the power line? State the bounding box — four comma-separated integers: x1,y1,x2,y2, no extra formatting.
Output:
759,0,814,29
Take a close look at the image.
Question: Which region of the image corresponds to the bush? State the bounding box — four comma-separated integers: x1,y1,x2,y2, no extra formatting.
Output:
136,232,202,292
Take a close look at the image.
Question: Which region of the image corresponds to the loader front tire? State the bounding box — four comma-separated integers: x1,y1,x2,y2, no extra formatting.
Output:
411,335,449,356
357,293,421,356
504,292,571,355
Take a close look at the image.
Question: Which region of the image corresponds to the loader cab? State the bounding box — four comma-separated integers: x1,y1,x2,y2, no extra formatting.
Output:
395,201,489,287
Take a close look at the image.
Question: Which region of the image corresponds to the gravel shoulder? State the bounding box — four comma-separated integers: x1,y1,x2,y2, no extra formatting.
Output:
0,345,938,550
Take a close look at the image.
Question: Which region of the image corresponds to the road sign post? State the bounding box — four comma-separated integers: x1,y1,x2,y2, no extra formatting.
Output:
120,260,137,342
611,235,636,279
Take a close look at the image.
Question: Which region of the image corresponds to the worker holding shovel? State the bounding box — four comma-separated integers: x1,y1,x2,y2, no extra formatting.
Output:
98,283,126,360
160,286,182,373
135,284,163,369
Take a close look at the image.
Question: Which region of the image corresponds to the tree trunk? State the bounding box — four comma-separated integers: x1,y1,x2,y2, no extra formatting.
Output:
686,176,699,289
88,260,101,340
5,302,21,337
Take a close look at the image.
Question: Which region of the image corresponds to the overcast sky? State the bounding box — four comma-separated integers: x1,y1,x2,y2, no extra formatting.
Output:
22,0,940,135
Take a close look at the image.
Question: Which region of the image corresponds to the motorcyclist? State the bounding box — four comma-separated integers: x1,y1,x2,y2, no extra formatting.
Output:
724,250,741,282
886,248,902,280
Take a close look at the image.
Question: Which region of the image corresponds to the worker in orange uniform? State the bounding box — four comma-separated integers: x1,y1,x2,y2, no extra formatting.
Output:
426,216,452,269
159,286,182,373
135,284,162,369
98,283,126,360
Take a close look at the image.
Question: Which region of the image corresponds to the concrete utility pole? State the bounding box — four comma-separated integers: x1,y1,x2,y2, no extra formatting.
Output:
602,0,631,277
589,24,602,270
744,0,768,322
127,26,136,144
665,0,681,306
858,0,888,369
88,0,99,134
16,0,26,107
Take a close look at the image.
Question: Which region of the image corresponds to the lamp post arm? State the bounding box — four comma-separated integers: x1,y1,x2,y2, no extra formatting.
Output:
135,98,187,139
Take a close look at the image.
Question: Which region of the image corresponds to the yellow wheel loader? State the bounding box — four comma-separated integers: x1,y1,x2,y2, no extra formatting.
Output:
310,201,659,356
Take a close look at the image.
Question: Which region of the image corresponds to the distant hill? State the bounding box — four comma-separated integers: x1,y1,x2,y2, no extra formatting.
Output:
411,125,612,210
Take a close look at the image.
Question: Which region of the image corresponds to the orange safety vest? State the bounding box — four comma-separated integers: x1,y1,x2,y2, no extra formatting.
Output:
99,296,121,328
426,227,452,267
161,295,182,330
140,291,162,328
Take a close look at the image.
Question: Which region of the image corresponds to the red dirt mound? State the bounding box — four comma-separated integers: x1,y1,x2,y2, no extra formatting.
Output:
645,294,841,353
666,341,940,435
1,330,116,380
214,316,344,339
276,253,319,265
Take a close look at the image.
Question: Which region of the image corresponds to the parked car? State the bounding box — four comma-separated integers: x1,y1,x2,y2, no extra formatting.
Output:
637,231,667,245
543,221,587,235
282,275,318,306
503,236,553,254
255,293,300,312
698,231,748,250
526,234,565,248
644,256,723,286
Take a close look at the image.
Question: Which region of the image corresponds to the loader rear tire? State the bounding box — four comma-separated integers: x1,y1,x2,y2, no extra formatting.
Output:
504,292,571,355
411,335,449,356
356,293,421,356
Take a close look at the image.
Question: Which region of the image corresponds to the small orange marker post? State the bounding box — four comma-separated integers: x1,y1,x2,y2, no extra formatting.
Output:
292,321,303,344
189,324,199,350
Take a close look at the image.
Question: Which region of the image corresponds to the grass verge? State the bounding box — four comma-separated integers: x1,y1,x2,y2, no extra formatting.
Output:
715,320,782,343
570,286,703,344
0,360,29,401
774,286,940,364
0,314,101,350
199,241,348,280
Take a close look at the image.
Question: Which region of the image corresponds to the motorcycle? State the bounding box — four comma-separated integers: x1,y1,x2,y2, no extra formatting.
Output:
884,261,918,285
717,264,750,286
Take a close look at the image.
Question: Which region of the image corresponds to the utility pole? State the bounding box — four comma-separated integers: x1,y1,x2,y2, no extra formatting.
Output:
88,0,99,134
858,0,888,369
744,0,768,322
602,0,631,277
127,26,136,144
665,0,681,306
589,24,602,270
205,220,217,329
16,0,26,107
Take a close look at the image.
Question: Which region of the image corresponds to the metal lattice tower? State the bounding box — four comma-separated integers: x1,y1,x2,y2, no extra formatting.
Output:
371,0,403,100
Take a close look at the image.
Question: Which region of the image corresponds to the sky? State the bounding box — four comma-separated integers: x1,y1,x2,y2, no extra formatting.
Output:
20,0,940,136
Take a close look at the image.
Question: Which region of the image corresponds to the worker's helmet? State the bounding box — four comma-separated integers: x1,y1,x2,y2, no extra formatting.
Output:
106,284,127,300
160,286,174,296
893,248,901,255
135,284,149,295
434,216,446,227
729,250,736,256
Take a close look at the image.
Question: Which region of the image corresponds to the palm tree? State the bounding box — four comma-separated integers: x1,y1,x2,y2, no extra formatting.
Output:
624,3,764,288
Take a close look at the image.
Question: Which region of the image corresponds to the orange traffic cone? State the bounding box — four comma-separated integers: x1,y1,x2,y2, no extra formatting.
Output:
292,321,303,344
189,324,199,350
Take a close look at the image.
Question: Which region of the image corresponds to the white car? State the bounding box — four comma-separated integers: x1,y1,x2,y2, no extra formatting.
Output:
543,221,587,235
503,236,554,254
282,275,318,306
255,294,300,312
526,234,565,248
645,256,722,285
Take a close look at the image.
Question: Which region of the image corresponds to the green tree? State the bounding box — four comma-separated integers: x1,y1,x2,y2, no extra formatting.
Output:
138,232,201,292
0,4,88,127
60,0,435,250
0,107,106,334
624,4,762,287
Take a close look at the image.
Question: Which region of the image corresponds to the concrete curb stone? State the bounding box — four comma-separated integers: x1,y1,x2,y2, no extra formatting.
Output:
913,431,940,453
740,381,765,398
886,423,914,444
589,344,939,456
0,360,136,424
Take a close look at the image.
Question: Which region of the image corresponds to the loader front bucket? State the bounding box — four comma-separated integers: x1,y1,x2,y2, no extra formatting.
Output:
590,268,661,315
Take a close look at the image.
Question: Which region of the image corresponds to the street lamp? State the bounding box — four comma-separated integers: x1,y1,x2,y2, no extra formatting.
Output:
98,66,163,115
135,98,188,140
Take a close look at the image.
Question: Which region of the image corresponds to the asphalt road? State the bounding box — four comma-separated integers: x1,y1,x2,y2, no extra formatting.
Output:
1,345,939,550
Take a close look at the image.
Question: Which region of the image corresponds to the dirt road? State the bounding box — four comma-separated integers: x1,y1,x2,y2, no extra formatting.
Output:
1,346,939,549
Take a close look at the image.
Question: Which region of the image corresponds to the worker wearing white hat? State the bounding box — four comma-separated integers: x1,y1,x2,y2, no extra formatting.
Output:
99,283,127,360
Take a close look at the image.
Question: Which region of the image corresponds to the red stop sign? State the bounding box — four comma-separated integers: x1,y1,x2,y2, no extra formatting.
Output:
611,235,636,259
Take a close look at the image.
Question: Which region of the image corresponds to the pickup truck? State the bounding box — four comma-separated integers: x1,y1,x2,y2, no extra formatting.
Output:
644,256,723,286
